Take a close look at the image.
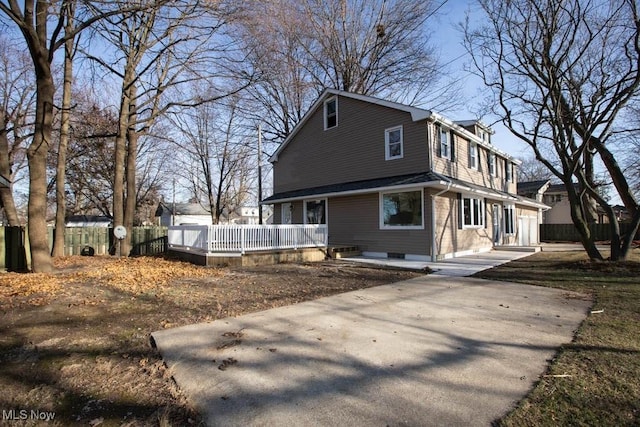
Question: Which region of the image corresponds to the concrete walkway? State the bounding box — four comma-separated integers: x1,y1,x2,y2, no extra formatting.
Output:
152,251,591,426
341,249,536,276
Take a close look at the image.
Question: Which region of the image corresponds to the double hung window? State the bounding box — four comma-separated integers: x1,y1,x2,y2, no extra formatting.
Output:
439,126,450,159
385,126,403,160
324,97,337,130
469,141,478,169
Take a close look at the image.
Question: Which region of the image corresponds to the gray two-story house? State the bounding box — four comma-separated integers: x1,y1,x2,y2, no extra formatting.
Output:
263,89,547,261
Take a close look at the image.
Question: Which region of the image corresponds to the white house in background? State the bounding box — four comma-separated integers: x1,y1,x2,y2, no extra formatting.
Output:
155,202,213,226
155,202,270,226
65,215,113,227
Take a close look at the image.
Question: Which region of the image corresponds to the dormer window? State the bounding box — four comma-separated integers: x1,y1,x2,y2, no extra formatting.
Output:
505,159,513,182
478,129,490,144
324,97,337,130
469,141,478,170
439,126,451,160
489,153,496,176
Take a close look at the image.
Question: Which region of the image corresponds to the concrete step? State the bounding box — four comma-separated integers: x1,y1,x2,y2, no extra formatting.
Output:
328,246,362,259
494,245,541,253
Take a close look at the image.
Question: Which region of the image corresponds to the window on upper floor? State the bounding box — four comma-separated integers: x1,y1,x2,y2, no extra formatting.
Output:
439,125,451,160
324,97,337,130
461,195,484,228
488,153,496,176
505,159,513,182
385,125,403,160
469,141,478,170
478,129,490,144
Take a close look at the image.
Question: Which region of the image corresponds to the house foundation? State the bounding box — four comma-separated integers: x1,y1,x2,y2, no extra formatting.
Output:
168,247,329,267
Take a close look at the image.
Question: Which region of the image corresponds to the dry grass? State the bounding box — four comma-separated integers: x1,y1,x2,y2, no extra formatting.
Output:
0,255,419,426
474,249,640,426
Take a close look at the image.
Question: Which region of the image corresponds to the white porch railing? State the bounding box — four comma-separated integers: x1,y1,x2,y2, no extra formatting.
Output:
168,224,328,254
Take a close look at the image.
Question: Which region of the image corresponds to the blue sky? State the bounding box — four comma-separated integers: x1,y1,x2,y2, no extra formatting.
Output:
430,0,532,159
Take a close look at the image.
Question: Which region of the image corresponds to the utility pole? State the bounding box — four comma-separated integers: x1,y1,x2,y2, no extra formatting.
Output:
258,124,263,225
172,178,176,226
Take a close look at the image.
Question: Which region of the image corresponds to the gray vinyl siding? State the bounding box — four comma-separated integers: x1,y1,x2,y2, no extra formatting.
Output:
328,192,430,256
273,96,430,194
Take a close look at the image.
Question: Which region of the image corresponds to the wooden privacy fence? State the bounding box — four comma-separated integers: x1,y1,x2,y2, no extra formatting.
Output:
540,223,640,242
1,226,168,271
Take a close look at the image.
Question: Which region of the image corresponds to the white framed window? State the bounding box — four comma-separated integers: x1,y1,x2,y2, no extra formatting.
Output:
380,190,424,229
324,97,337,130
439,125,450,160
461,195,484,228
385,125,403,160
505,159,513,182
469,141,478,170
304,199,326,224
504,204,515,234
479,129,490,144
489,153,496,176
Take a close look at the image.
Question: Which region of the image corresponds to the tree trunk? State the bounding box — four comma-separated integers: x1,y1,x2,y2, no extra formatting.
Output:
112,72,132,256
123,83,138,256
567,186,603,261
0,114,19,226
27,69,55,273
52,19,75,257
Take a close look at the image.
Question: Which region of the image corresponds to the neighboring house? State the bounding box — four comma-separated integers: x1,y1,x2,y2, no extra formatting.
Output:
519,181,622,224
517,180,550,225
155,202,213,226
65,215,113,227
156,202,270,226
540,183,574,224
263,89,548,261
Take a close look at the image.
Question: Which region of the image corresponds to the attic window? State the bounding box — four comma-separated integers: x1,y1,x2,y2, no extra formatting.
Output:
385,125,403,160
324,97,337,130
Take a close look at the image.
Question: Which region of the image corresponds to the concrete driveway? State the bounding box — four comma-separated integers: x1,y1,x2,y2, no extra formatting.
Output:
152,252,591,426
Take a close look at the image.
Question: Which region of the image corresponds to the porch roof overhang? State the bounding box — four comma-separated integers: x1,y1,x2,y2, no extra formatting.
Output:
262,171,549,210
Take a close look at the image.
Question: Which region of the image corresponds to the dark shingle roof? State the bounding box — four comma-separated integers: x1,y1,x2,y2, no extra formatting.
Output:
262,171,446,203
517,180,550,194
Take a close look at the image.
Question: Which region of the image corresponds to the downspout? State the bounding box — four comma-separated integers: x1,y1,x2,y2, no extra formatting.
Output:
426,118,452,262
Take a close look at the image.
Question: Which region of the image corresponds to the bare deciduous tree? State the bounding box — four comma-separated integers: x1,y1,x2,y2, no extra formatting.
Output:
0,0,162,272
516,156,553,183
170,97,256,224
52,1,76,257
237,0,456,146
0,36,33,226
86,0,252,255
465,0,640,261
